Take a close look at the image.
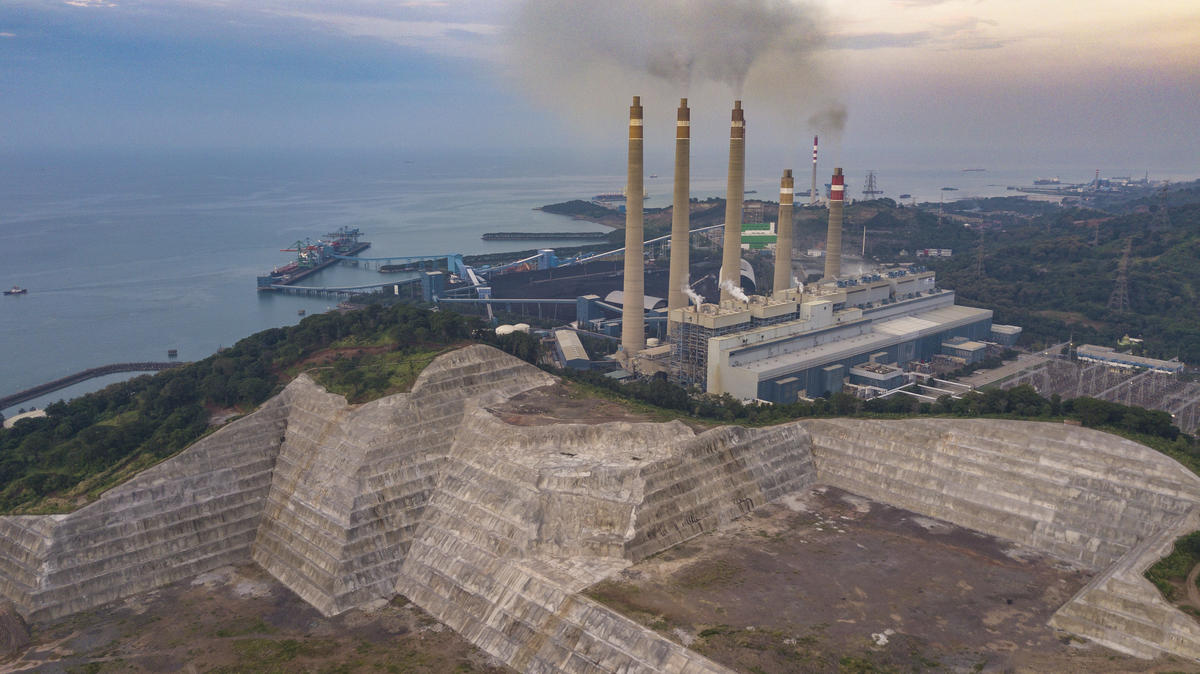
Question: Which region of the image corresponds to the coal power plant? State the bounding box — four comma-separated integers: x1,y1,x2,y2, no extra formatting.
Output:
581,96,1018,405
463,96,1019,405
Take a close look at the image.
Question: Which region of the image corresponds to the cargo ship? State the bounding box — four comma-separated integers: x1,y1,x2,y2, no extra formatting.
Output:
257,226,370,290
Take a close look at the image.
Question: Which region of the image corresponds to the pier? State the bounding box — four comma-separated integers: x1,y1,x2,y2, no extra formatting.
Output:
1,362,187,410
264,279,420,297
334,253,468,276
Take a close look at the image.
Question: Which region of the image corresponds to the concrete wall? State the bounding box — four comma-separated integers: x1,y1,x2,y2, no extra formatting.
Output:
395,409,815,673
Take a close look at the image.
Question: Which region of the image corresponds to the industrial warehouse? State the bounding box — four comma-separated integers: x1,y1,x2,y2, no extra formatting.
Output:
556,96,1019,403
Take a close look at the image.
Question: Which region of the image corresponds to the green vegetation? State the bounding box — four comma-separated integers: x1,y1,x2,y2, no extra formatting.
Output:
311,347,447,403
1145,531,1200,601
538,199,617,220
929,184,1200,361
210,637,338,673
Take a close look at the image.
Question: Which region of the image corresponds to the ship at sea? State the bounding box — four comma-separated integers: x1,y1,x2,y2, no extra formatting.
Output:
256,226,370,290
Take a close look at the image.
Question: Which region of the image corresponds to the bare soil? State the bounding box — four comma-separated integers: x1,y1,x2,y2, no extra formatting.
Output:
486,381,711,429
7,565,508,673
586,486,1197,674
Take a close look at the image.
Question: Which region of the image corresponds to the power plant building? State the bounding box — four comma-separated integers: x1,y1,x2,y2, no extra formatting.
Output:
669,270,995,402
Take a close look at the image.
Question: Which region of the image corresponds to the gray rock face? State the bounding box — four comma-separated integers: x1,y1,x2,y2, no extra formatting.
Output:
0,600,30,662
2,345,1200,670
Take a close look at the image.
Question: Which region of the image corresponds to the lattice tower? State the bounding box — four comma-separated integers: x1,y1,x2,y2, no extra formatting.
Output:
1107,237,1132,312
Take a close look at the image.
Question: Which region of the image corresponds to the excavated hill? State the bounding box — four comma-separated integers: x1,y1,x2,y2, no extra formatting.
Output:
1,344,1199,672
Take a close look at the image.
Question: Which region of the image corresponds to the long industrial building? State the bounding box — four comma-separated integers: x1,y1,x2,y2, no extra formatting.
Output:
670,272,1001,402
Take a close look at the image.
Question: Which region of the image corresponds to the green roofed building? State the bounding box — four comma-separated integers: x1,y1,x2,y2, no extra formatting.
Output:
741,222,776,250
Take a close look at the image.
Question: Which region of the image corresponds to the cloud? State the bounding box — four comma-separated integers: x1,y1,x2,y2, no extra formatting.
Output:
0,32,14,38
263,6,502,60
833,31,932,50
832,13,1011,52
63,0,117,6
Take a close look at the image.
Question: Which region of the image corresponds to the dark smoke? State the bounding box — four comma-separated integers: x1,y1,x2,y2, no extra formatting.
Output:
808,103,848,134
506,0,844,132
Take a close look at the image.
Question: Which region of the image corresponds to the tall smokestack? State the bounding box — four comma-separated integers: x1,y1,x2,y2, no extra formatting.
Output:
720,101,745,302
620,96,645,359
667,98,691,324
823,167,844,281
773,169,794,298
810,136,819,206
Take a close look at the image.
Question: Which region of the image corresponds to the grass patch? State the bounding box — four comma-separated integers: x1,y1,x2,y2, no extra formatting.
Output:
1145,530,1200,602
311,347,449,404
210,638,338,673
674,559,741,589
214,617,274,638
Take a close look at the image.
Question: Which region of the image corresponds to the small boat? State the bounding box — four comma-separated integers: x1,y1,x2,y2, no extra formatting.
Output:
941,187,958,191
649,174,659,178
297,309,306,316
4,286,27,295
898,194,912,199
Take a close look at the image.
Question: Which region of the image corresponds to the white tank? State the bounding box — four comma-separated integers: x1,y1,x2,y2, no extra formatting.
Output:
513,323,531,333
645,338,660,347
495,325,515,336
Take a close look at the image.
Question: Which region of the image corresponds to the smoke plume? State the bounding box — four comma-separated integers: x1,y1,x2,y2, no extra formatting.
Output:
506,0,841,129
683,283,705,308
808,103,848,135
720,279,750,303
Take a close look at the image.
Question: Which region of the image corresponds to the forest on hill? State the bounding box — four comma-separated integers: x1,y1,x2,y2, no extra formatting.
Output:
928,183,1200,361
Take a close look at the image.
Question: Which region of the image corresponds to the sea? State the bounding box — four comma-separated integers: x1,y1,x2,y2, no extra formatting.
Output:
2,148,1193,415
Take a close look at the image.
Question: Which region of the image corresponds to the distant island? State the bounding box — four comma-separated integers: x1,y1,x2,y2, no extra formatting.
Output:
536,199,618,221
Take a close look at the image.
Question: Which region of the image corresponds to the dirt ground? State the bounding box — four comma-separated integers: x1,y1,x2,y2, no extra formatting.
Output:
486,381,709,429
586,486,1199,674
5,564,508,673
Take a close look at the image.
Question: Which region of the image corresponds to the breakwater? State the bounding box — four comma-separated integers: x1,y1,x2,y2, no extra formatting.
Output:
481,231,608,241
1,362,186,411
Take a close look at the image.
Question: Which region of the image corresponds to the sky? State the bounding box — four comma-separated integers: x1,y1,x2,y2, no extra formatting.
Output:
1,0,1198,174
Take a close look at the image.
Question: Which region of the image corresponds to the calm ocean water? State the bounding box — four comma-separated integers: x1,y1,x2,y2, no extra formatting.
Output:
1,149,1191,414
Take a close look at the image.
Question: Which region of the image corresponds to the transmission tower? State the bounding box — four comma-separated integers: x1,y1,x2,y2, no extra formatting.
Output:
1107,238,1132,312
976,227,985,276
862,171,883,199
1154,182,1171,230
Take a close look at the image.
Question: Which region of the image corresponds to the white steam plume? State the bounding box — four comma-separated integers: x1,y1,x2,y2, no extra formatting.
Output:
683,283,705,308
506,0,843,129
720,279,750,303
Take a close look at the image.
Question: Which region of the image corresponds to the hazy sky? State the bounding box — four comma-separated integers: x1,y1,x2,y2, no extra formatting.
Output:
2,0,1197,173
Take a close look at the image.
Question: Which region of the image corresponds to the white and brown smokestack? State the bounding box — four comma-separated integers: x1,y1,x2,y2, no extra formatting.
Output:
667,98,690,323
719,100,745,302
773,169,794,297
620,96,645,358
823,167,845,280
